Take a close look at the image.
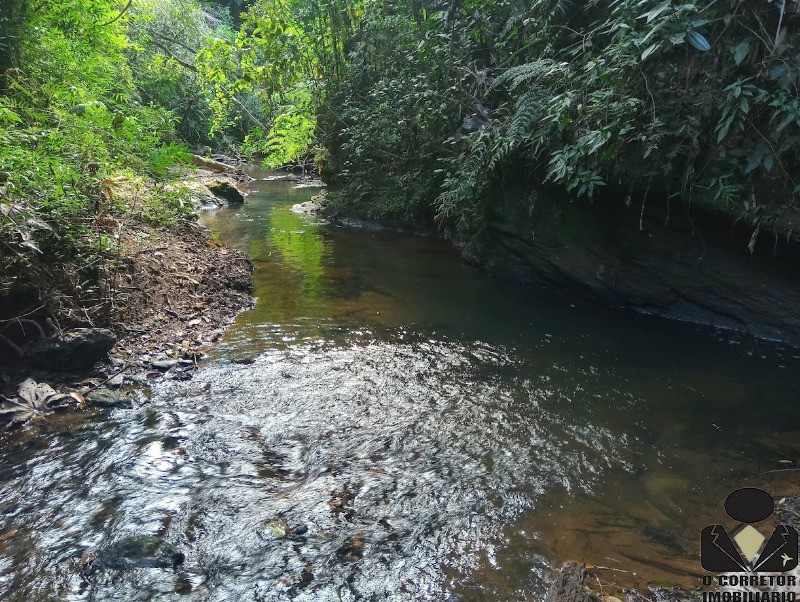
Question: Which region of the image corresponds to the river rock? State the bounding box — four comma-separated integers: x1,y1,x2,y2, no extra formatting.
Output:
291,200,324,214
105,373,124,388
151,358,180,370
85,388,133,409
89,535,184,572
545,563,590,602
207,180,245,204
25,328,116,371
465,189,800,346
185,181,224,209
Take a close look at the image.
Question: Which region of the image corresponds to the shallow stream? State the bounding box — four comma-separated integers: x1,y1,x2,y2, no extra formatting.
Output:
1,171,799,601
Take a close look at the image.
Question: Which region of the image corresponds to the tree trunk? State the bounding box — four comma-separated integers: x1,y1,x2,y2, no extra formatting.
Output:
0,0,28,93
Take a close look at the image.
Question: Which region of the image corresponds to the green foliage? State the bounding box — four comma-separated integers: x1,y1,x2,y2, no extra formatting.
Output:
318,12,463,220
149,143,192,176
243,84,316,167
193,0,367,163
319,0,800,240
127,0,227,146
141,185,194,225
0,0,194,311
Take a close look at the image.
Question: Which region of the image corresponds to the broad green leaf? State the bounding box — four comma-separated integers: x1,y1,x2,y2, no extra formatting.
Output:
745,153,761,174
731,40,749,66
0,107,23,125
687,30,711,51
770,64,787,79
669,32,686,45
716,118,732,142
641,43,661,60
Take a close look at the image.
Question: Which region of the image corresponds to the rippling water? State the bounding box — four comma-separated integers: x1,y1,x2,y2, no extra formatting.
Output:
2,171,800,601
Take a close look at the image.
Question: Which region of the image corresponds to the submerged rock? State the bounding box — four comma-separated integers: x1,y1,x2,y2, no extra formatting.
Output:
546,563,590,602
25,328,116,371
85,387,133,409
89,535,184,572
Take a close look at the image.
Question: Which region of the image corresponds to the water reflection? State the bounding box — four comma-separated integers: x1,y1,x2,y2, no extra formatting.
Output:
267,208,327,297
1,172,799,601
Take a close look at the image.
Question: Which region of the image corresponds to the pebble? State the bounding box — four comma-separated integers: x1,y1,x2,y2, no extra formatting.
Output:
231,357,256,365
151,359,180,370
106,374,125,388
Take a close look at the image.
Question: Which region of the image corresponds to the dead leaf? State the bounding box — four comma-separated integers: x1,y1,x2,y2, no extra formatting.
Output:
17,378,57,410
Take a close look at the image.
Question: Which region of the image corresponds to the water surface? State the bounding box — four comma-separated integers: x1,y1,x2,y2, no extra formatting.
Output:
1,171,799,601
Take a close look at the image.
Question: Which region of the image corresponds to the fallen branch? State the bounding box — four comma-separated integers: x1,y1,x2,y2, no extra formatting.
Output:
0,333,23,356
0,317,48,339
190,155,239,174
94,366,131,389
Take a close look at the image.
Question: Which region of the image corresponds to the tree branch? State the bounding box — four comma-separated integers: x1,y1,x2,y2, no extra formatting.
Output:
101,0,134,27
774,0,786,52
145,37,271,132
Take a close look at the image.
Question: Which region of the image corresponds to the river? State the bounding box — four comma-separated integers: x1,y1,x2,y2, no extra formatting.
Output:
1,171,799,601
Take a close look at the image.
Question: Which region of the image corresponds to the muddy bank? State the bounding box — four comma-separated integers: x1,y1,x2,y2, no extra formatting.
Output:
462,189,800,346
545,562,700,602
545,493,800,602
109,218,253,366
0,166,254,427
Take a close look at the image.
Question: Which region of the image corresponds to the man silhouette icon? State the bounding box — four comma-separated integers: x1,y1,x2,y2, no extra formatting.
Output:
701,488,799,572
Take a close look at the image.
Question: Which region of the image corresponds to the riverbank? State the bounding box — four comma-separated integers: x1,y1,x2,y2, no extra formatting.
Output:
0,163,255,428
315,183,800,348
462,186,800,348
544,493,800,602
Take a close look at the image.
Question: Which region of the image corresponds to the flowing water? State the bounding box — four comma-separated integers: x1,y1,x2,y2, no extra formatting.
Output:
2,171,800,601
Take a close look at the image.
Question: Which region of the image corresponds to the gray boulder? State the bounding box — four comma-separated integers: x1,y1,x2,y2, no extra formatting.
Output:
25,328,116,371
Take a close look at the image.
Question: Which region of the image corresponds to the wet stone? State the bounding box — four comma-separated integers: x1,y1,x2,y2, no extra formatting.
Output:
25,328,116,371
88,535,185,572
106,373,125,388
85,388,133,409
207,180,245,204
151,359,180,370
231,356,257,365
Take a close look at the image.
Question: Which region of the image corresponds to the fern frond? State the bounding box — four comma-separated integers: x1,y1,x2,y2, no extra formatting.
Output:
491,59,569,91
509,90,544,143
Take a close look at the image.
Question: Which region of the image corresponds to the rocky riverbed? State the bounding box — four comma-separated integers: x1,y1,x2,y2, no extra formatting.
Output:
0,163,255,428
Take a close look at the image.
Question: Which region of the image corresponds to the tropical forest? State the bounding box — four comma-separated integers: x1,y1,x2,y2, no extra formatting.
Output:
1,0,800,600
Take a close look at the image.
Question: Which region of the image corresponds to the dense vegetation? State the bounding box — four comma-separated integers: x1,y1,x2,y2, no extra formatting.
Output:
318,0,800,240
0,0,193,328
1,0,799,333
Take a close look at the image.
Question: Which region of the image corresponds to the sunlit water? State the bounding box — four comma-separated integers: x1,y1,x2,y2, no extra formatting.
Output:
2,170,800,601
